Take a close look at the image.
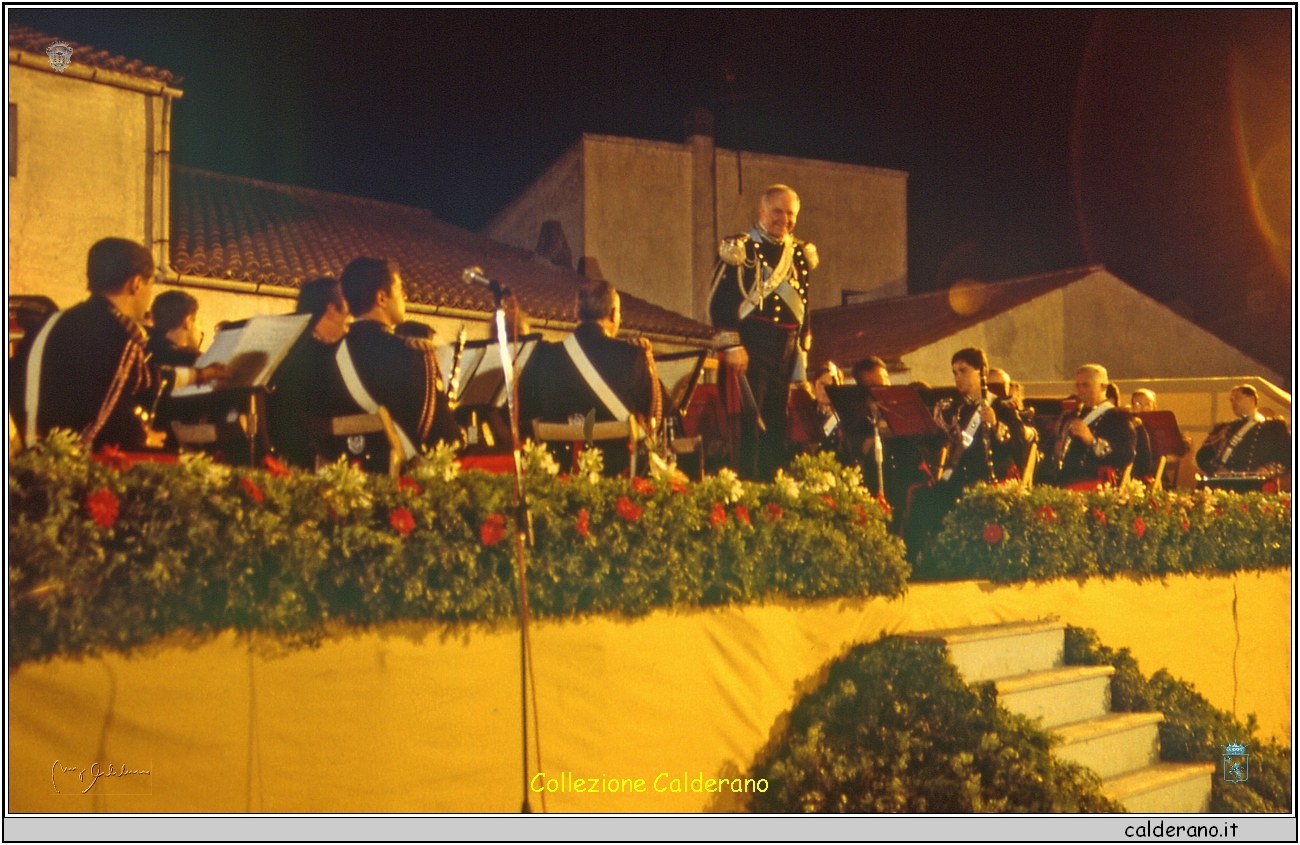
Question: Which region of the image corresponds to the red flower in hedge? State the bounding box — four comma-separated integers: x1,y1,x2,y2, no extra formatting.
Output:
822,495,837,510
575,508,590,538
391,506,417,538
92,444,133,472
85,488,120,529
855,504,871,526
1261,504,1273,515
1180,518,1190,532
710,502,728,527
764,502,784,523
631,476,655,496
982,523,1004,544
263,454,291,479
1133,517,1146,538
670,478,690,495
734,505,751,526
1214,507,1224,517
480,512,506,545
396,475,422,495
616,496,643,522
1036,505,1056,523
240,476,264,504
877,494,892,517
1241,504,1251,514
1090,507,1107,524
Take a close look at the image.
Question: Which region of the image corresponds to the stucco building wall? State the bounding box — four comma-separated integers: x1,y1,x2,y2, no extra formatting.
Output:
482,133,908,325
8,64,168,310
895,271,1285,388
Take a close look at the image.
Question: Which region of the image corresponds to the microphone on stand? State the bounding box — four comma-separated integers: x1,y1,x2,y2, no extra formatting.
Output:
462,266,507,298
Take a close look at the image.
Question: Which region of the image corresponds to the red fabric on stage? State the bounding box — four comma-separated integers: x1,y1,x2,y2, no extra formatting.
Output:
456,454,517,475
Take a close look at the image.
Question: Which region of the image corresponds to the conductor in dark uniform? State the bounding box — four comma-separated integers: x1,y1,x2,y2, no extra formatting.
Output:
9,237,224,451
324,258,459,467
708,184,817,481
1196,385,1290,479
1049,364,1137,488
904,347,1028,556
518,279,661,475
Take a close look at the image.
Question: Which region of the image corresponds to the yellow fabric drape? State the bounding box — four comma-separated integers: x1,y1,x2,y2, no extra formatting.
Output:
9,570,1289,813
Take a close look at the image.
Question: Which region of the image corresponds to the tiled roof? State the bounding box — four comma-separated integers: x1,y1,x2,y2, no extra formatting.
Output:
170,167,712,340
809,267,1100,369
8,26,181,86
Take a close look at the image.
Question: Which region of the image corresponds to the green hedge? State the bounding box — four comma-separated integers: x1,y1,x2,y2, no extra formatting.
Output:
917,481,1291,582
747,637,1121,812
1065,626,1292,813
8,433,907,665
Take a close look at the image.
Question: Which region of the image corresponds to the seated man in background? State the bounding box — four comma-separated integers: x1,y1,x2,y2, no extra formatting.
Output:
266,277,351,468
321,258,459,467
1049,364,1136,488
9,237,224,451
1196,385,1290,480
147,290,205,367
518,279,661,475
1131,388,1157,413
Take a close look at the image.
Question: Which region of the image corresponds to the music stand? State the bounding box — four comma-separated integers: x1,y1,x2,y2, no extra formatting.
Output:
440,335,540,450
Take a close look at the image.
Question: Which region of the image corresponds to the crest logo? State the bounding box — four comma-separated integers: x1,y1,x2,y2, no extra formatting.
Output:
45,41,74,73
1222,742,1249,783
347,435,367,455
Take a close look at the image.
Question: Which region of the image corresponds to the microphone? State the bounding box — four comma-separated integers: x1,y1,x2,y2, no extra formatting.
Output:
462,266,502,293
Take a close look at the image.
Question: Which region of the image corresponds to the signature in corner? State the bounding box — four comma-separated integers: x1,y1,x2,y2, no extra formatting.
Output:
52,760,152,794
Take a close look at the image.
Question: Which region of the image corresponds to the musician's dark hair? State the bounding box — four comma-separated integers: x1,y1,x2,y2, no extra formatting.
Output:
340,258,399,316
394,321,434,340
296,277,345,319
87,237,154,294
809,362,843,385
1232,384,1258,402
1105,383,1120,404
149,290,198,334
576,279,618,322
950,347,988,373
852,356,887,381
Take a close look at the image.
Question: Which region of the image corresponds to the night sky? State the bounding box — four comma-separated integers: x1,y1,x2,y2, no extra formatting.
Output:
9,8,1293,377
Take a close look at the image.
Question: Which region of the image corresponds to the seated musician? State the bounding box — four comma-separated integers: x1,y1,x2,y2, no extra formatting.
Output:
146,290,205,367
266,277,351,468
1107,382,1154,482
843,356,928,532
903,348,1027,556
9,237,225,452
320,258,460,468
1048,364,1136,488
1195,385,1290,481
518,280,661,475
789,361,844,455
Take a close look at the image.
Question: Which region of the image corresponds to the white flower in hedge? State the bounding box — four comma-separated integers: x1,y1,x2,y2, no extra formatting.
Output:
316,457,374,514
181,451,230,486
714,467,744,503
518,441,560,478
839,463,866,491
773,470,802,501
415,441,461,482
577,447,604,483
804,469,839,494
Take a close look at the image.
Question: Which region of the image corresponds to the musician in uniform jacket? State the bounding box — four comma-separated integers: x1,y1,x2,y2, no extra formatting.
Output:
1195,385,1290,478
9,237,223,451
904,348,1027,556
322,258,459,467
518,279,661,475
708,184,817,480
1050,364,1137,488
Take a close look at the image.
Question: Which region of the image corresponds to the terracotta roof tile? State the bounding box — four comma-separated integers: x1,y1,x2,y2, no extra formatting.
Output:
8,26,181,86
809,267,1100,369
170,167,712,340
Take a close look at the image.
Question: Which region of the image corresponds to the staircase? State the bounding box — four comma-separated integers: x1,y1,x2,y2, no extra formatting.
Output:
910,620,1214,812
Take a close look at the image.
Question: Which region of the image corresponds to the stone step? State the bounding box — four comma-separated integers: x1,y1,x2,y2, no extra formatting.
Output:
994,665,1115,729
1104,762,1215,814
1052,712,1164,779
909,619,1064,683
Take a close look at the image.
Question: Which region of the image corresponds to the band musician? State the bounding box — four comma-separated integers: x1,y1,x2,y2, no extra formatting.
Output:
1195,385,1290,485
1049,364,1136,489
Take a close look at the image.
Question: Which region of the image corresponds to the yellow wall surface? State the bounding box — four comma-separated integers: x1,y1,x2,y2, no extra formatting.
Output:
8,570,1289,813
8,64,164,309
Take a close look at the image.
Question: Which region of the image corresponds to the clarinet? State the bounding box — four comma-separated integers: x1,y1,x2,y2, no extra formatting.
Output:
980,368,996,482
447,324,467,409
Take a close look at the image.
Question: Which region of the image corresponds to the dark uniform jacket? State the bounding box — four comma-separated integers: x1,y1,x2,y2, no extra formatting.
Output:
9,295,156,451
708,231,814,349
1053,404,1137,486
323,319,459,453
145,333,200,368
519,321,660,426
267,324,339,468
1196,414,1291,476
934,395,1028,488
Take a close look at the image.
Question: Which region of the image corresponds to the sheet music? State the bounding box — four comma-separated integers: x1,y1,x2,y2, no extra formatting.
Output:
172,313,311,397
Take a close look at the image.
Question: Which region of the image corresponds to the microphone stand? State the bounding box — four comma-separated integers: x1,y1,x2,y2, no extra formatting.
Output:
485,279,541,814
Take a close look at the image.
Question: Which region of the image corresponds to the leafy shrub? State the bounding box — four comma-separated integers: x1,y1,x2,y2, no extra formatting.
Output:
748,637,1121,812
1065,626,1291,813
